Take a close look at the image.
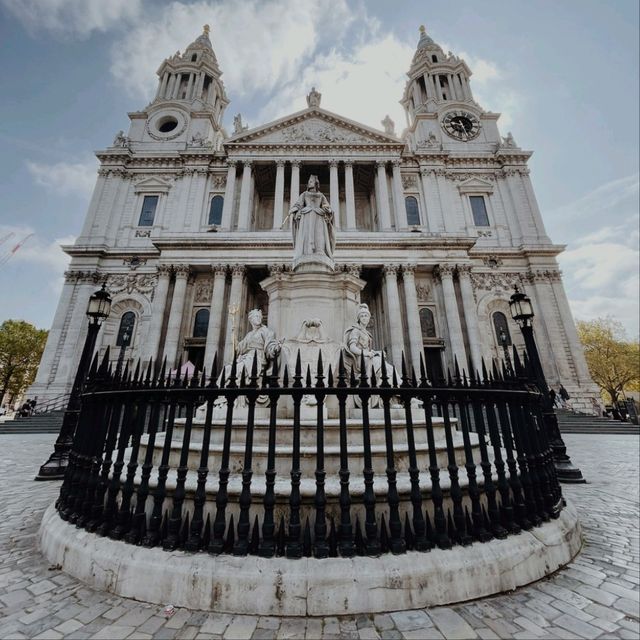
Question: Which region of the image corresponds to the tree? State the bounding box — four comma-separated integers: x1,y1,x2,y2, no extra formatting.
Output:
0,320,48,406
577,317,640,404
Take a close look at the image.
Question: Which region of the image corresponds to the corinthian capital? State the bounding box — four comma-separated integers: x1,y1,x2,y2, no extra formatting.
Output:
434,264,455,281
211,264,227,277
402,264,417,278
457,264,472,277
383,264,400,276
174,265,191,278
230,264,246,277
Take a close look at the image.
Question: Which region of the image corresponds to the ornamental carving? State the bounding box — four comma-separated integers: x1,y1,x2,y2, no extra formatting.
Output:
434,264,455,279
212,264,227,277
277,121,370,144
344,263,361,278
135,230,151,238
470,272,523,293
416,283,431,302
383,264,400,276
65,270,102,284
230,264,246,277
530,269,562,283
194,279,213,303
108,273,158,300
123,256,147,270
482,255,503,268
211,174,226,189
402,174,418,189
174,265,191,278
268,263,285,276
477,230,492,237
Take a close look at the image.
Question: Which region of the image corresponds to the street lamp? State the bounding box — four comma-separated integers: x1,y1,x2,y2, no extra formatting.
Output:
35,283,112,480
116,327,131,376
498,327,514,378
508,287,585,483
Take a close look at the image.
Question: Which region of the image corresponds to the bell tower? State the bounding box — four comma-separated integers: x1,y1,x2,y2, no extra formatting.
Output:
126,25,230,149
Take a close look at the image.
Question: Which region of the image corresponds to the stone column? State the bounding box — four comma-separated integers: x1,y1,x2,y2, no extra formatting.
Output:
344,161,356,230
203,264,228,372
376,161,392,230
391,160,405,229
272,160,285,229
457,265,483,375
237,161,253,231
288,160,300,215
436,265,467,371
223,265,246,363
383,265,404,367
329,159,340,230
221,160,237,230
402,265,423,372
186,73,194,100
163,265,190,367
144,265,172,364
423,73,433,100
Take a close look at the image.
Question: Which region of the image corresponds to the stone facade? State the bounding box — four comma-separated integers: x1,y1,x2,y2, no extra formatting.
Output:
30,25,599,412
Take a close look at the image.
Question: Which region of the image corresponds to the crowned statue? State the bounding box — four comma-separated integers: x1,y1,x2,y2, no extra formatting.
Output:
289,174,336,271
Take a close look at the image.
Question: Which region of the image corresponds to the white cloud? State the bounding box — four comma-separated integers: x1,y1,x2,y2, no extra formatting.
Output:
109,0,355,103
26,156,97,199
1,0,142,39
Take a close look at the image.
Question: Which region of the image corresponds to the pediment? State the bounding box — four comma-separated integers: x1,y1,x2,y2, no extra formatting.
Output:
133,176,173,194
457,177,494,194
225,108,401,147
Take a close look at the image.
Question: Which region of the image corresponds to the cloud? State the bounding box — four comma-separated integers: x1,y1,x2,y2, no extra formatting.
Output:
26,156,97,199
1,0,142,39
109,0,355,103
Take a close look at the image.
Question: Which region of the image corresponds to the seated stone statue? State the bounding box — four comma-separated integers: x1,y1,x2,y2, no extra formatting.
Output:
343,303,398,407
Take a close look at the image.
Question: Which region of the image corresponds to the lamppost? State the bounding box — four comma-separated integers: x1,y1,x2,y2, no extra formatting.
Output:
498,327,514,378
35,284,112,480
509,286,585,483
115,327,131,376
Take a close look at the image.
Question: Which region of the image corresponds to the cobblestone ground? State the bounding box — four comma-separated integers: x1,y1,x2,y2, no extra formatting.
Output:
0,433,638,640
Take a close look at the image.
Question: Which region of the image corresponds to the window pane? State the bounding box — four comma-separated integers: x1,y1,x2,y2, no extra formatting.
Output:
208,195,224,225
138,195,158,226
493,312,512,345
470,196,489,226
420,308,437,339
116,311,135,347
193,309,209,338
405,196,420,226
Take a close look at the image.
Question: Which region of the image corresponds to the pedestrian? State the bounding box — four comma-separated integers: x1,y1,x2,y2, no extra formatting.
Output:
549,388,558,408
558,384,570,409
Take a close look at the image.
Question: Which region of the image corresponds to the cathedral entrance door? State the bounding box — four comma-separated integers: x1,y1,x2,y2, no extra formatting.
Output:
423,347,444,384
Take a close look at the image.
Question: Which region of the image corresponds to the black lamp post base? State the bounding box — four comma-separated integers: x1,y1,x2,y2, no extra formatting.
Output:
554,458,586,484
35,449,69,481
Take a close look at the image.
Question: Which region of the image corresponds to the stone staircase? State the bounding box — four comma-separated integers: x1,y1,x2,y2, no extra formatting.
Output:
556,409,640,435
0,410,64,435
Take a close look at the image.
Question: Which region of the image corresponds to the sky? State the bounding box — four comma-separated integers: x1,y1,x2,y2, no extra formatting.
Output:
0,0,638,338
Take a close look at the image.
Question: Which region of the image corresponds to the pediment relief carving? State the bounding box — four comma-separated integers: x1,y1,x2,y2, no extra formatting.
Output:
133,176,173,194
226,109,399,147
457,176,494,194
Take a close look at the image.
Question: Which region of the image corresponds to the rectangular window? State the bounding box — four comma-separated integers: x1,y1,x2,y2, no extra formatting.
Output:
138,195,158,226
470,196,490,226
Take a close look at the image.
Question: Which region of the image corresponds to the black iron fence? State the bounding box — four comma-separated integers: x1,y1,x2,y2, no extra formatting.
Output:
56,348,563,558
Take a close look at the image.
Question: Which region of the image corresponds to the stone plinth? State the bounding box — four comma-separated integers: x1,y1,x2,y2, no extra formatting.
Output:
261,269,365,348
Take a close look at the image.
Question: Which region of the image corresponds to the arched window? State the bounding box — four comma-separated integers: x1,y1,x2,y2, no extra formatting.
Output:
420,308,437,340
493,312,512,346
208,195,224,225
116,311,135,347
193,309,209,338
405,196,420,226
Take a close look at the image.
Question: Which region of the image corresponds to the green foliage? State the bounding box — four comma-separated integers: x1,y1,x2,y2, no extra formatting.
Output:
0,320,48,405
577,317,640,404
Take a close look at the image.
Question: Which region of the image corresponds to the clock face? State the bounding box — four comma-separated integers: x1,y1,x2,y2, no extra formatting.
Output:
442,111,481,141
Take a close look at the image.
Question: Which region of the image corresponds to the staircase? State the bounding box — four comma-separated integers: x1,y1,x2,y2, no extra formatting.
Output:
556,409,640,435
0,410,64,435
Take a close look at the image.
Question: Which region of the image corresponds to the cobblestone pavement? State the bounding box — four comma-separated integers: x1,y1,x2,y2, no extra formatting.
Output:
0,433,638,639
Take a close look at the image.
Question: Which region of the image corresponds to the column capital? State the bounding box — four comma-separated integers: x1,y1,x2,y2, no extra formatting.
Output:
376,159,388,169
391,159,403,168
268,263,285,276
174,265,191,278
226,158,238,167
230,264,246,277
157,264,173,277
383,264,400,276
343,263,361,278
328,159,339,168
343,159,354,168
275,159,286,168
434,264,455,281
290,159,301,168
402,264,417,277
419,166,432,177
456,264,473,277
211,264,227,277
242,160,253,168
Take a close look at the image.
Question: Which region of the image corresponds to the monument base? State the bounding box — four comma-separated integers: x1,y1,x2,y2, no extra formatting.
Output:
39,502,582,616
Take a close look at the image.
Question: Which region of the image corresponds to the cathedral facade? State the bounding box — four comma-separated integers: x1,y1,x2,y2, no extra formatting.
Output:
30,25,599,412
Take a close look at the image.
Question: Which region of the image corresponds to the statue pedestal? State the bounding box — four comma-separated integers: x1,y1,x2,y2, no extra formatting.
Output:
260,269,365,350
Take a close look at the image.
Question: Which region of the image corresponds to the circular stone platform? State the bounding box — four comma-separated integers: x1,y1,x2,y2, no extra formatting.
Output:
38,502,582,616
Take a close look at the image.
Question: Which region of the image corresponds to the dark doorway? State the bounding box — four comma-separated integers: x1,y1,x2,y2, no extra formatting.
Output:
424,347,444,384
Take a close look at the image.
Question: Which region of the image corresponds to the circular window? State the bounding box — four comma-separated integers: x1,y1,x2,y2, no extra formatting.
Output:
157,117,178,133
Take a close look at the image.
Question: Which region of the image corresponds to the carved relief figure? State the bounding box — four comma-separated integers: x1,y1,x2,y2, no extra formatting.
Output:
289,175,335,266
233,309,281,377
